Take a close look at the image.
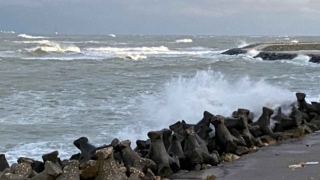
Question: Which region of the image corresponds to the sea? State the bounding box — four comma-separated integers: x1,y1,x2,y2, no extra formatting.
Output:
1,33,320,164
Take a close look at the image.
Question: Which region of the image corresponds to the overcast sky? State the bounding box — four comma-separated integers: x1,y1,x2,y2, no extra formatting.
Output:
0,0,320,35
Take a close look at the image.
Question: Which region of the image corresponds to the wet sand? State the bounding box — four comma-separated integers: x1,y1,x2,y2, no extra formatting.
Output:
171,132,320,180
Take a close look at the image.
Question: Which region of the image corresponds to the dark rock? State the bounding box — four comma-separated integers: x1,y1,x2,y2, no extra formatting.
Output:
251,107,280,139
73,137,96,164
118,140,156,174
184,127,219,166
17,157,44,174
196,124,213,140
69,153,81,161
254,52,297,60
147,131,180,178
239,115,263,147
95,147,128,180
42,151,62,168
211,115,244,153
31,161,62,180
161,129,172,151
221,48,247,55
296,93,317,114
168,134,185,160
194,111,214,132
0,154,10,172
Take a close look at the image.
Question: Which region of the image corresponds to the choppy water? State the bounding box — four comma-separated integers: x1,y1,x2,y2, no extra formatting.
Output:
1,33,320,163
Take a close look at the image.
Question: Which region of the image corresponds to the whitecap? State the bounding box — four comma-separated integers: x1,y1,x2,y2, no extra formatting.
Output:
27,40,81,53
109,34,116,37
175,39,193,43
18,34,46,39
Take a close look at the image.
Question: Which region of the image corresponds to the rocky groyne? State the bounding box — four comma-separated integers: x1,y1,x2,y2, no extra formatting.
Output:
222,42,320,63
1,92,320,180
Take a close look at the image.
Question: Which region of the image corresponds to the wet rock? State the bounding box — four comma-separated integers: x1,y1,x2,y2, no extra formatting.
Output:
239,115,263,147
80,160,98,180
221,153,240,162
211,115,242,153
95,147,128,180
0,154,9,172
118,140,156,173
235,146,249,156
296,93,317,114
259,135,277,146
251,107,280,139
56,160,80,180
195,111,214,132
282,126,305,138
184,127,219,166
73,137,97,164
31,161,62,180
147,131,180,178
0,173,28,180
204,174,216,180
128,167,145,180
161,129,172,151
69,153,81,161
13,162,32,178
168,134,185,160
196,124,213,140
42,151,62,168
221,48,247,55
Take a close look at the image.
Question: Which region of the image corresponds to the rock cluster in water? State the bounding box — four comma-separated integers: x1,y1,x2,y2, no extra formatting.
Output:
1,92,320,180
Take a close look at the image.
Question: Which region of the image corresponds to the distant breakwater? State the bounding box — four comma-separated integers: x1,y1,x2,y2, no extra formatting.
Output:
1,92,320,179
222,42,320,63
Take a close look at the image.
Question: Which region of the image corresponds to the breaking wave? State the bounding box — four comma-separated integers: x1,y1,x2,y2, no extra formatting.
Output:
175,39,193,43
26,40,81,54
18,34,46,39
117,70,294,142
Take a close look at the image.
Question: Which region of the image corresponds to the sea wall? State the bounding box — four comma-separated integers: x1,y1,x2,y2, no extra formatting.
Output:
1,93,320,180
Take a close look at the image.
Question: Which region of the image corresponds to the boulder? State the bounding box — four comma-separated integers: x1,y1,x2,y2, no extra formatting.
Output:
147,131,180,178
30,161,62,180
95,147,128,180
73,137,97,164
251,107,280,139
118,140,156,173
0,154,9,172
211,115,243,153
13,162,32,178
80,160,98,180
56,160,80,180
42,151,62,168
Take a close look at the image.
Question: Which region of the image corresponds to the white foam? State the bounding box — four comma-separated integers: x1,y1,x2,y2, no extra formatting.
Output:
237,40,249,48
278,54,317,67
246,49,260,57
109,34,116,37
27,40,81,53
18,34,46,39
291,40,299,43
117,70,294,142
175,39,193,43
85,46,211,59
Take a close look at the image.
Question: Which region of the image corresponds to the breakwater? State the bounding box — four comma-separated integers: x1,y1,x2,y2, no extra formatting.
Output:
1,92,320,180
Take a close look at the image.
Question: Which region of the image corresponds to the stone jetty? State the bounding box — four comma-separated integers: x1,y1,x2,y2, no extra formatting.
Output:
1,92,320,180
222,42,320,63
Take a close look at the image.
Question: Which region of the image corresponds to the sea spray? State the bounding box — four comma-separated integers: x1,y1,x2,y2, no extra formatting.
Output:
117,70,294,143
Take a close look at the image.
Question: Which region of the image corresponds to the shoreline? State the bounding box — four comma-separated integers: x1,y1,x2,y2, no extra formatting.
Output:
1,92,320,179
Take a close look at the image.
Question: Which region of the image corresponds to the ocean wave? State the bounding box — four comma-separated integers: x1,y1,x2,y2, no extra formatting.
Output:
14,40,51,44
116,70,294,142
85,46,211,59
175,39,193,43
237,40,250,48
108,34,116,37
18,34,46,39
26,40,81,54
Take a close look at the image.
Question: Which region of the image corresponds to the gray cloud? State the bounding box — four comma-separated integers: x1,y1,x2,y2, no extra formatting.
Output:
0,0,319,35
